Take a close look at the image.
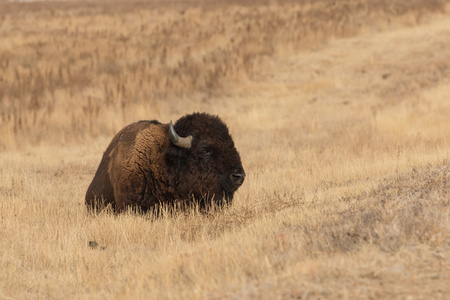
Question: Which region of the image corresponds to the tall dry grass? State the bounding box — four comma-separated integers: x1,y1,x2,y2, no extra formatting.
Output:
1,0,450,299
0,0,447,148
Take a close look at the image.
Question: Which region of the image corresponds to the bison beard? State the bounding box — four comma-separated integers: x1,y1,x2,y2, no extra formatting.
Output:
85,113,245,213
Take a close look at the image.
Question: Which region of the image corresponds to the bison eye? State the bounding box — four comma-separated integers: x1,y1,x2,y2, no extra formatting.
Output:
198,148,213,160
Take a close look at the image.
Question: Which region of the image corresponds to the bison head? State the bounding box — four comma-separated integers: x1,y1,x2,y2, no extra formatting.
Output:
165,113,245,206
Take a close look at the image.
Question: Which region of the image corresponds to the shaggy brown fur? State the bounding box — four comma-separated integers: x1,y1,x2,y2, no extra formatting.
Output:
85,113,245,213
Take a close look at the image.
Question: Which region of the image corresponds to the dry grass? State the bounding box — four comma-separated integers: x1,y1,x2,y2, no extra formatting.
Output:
0,0,446,148
1,0,450,299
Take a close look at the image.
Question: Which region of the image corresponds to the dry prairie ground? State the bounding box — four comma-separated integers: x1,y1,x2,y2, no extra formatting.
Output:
1,0,450,299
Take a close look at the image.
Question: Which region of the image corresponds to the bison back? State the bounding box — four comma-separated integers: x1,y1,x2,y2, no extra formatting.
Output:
85,120,164,212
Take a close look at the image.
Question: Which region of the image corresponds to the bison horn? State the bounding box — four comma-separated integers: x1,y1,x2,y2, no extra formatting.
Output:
169,120,193,149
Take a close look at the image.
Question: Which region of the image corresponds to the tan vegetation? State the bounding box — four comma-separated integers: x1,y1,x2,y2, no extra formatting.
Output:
1,0,449,299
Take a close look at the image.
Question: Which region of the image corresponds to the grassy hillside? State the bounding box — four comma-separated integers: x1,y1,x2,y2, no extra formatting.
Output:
0,0,446,148
0,0,449,299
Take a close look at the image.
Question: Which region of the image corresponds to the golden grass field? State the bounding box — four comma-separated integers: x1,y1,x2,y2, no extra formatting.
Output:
1,0,450,299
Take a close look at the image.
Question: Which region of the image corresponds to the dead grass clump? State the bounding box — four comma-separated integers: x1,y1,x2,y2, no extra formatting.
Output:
372,165,449,249
321,164,450,255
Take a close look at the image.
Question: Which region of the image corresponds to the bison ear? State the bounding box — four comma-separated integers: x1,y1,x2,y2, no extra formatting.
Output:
165,146,189,167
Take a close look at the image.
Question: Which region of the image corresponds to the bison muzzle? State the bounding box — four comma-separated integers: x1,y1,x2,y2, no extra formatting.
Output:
85,112,245,213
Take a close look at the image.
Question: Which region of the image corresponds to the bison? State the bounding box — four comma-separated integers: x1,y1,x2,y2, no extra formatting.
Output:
85,112,245,213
